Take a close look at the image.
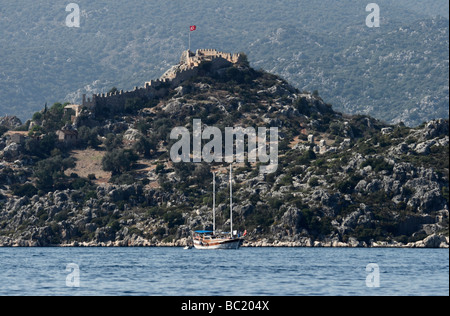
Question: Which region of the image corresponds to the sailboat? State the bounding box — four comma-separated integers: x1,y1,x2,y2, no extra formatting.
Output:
193,165,245,250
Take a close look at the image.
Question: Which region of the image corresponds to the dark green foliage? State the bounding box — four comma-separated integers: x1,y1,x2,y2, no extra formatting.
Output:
104,133,123,152
70,177,91,190
29,103,73,135
152,117,174,142
197,61,213,74
163,210,184,229
299,208,332,236
296,149,317,165
173,162,195,180
192,163,211,186
336,174,364,194
245,205,275,229
308,177,320,187
124,97,145,114
34,155,76,192
400,144,449,171
265,172,276,185
353,225,384,243
102,149,138,175
11,183,38,198
268,198,283,210
107,220,121,234
0,2,448,246
135,119,152,134
0,126,8,137
25,132,57,158
77,126,101,149
32,112,43,122
132,135,157,158
2,1,448,126
54,210,69,222
361,157,394,174
442,186,449,206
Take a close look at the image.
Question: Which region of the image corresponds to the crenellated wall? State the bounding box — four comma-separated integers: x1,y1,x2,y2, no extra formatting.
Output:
195,49,241,63
82,49,241,112
83,78,171,112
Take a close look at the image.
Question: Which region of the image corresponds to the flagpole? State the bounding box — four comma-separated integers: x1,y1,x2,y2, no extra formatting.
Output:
188,25,196,52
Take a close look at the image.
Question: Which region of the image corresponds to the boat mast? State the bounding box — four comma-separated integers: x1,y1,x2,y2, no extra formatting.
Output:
230,164,233,236
213,171,216,234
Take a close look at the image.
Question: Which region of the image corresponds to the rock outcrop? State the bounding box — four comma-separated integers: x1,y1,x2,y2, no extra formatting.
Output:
0,54,448,248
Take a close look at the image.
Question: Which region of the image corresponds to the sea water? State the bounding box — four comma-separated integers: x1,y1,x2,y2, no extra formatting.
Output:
0,247,448,296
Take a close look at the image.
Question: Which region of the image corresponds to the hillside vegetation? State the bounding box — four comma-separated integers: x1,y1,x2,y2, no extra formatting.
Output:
0,0,448,126
0,56,448,247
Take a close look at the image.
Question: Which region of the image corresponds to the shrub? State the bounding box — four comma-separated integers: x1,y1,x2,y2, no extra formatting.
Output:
34,155,76,192
361,157,393,174
78,126,101,148
102,149,138,175
442,186,449,205
111,173,135,185
299,208,332,236
0,126,8,137
133,135,157,158
54,210,69,222
294,97,310,115
163,210,184,228
308,177,320,187
70,177,89,190
12,183,38,198
104,133,123,152
265,172,276,184
107,220,121,234
25,132,58,158
124,97,145,114
296,149,316,165
268,198,283,209
155,164,165,174
336,174,363,194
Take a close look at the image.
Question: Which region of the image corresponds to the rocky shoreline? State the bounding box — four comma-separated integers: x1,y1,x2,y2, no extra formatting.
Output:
1,233,448,248
1,60,448,252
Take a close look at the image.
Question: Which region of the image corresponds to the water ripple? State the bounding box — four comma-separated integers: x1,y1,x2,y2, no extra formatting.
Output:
0,248,447,296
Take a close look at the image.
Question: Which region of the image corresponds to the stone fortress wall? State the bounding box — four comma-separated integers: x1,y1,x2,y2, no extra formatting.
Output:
183,49,241,67
82,49,242,112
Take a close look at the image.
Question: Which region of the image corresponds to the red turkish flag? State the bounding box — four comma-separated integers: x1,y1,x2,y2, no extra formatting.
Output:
190,25,196,31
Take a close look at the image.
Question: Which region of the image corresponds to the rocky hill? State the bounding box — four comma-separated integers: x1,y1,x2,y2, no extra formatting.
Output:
0,53,448,247
1,1,448,126
250,16,449,126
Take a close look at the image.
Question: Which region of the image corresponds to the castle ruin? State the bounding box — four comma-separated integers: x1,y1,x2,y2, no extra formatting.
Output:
180,49,242,69
81,49,243,113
